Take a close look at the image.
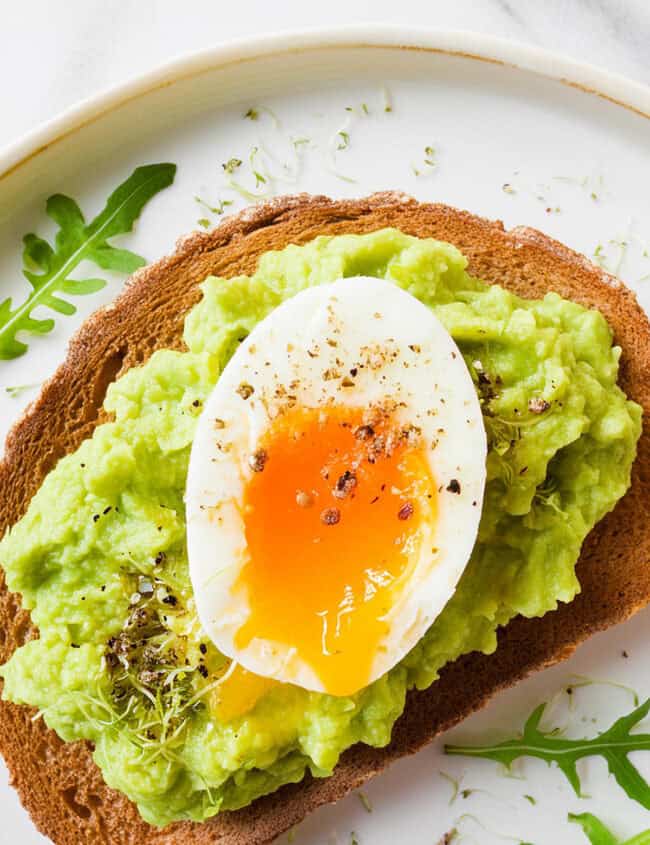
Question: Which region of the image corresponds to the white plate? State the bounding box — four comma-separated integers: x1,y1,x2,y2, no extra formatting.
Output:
0,26,649,845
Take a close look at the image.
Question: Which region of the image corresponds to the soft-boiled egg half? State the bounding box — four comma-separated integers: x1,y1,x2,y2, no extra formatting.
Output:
186,276,486,697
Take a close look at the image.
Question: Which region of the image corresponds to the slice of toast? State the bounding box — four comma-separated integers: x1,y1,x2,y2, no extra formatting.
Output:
1,193,649,845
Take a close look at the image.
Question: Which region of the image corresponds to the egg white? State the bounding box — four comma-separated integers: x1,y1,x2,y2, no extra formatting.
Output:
185,276,487,694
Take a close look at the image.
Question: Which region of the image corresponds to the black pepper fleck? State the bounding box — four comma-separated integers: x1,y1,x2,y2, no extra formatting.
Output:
354,424,374,441
236,382,254,400
333,470,357,499
249,449,268,473
105,652,119,669
397,501,414,520
320,507,341,526
446,479,461,494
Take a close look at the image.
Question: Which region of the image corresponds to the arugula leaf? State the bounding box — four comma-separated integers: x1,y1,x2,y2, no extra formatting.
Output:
445,698,650,809
569,813,650,845
570,814,619,845
0,163,176,359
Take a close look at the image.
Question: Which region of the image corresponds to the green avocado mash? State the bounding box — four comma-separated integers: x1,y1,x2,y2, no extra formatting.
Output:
0,229,642,826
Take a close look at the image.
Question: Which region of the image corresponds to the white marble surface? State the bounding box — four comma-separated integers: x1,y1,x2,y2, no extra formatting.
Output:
2,0,650,151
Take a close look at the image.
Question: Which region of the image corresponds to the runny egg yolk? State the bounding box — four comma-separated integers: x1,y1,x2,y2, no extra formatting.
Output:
210,664,278,723
234,406,437,697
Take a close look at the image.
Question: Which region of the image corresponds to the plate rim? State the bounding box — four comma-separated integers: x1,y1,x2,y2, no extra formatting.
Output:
1,25,649,184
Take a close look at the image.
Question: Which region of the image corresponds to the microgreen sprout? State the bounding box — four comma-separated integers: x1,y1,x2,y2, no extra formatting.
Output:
243,105,280,127
412,145,437,177
337,131,350,151
222,158,243,175
381,85,393,112
439,770,460,804
357,791,372,812
195,196,233,216
5,382,40,398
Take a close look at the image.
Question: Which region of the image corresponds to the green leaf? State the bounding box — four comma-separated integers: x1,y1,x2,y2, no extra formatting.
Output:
0,162,176,360
90,245,145,273
445,698,650,809
22,234,54,271
570,814,619,845
569,812,650,845
59,279,107,296
626,832,650,845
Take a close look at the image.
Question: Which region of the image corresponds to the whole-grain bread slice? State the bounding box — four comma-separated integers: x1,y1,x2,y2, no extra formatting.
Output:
1,193,649,845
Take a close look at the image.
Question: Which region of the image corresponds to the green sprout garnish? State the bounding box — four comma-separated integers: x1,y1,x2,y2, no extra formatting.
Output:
195,196,233,216
222,158,243,175
412,145,437,176
5,382,40,398
243,104,280,127
381,85,393,112
594,239,629,276
564,675,639,709
249,146,268,187
439,770,460,804
357,791,372,812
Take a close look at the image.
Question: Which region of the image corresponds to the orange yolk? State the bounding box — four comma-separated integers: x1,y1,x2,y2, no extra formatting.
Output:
210,664,278,723
234,405,436,697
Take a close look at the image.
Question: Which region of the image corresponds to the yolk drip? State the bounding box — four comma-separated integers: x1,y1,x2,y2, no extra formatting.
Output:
210,664,278,723
235,405,436,696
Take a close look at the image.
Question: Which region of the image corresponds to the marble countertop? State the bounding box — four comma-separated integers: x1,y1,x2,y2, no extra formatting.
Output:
2,0,649,151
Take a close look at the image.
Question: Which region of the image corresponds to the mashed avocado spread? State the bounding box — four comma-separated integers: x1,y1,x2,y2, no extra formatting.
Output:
0,230,642,826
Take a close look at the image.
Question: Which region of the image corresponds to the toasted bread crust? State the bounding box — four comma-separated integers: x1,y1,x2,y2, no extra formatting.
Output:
1,193,649,845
